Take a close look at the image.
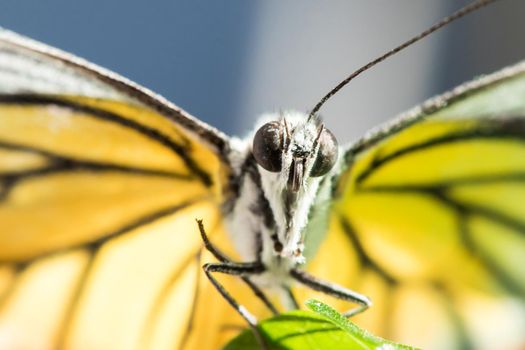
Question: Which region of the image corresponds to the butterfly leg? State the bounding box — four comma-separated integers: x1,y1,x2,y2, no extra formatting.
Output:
281,285,300,310
196,219,279,315
290,268,372,317
202,262,268,349
241,277,279,315
197,219,277,348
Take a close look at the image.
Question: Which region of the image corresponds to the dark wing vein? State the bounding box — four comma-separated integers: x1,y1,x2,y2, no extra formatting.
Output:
0,94,213,186
339,218,397,285
432,283,474,350
339,218,396,336
0,197,208,266
0,142,192,202
355,117,525,185
55,249,96,350
359,185,524,295
0,198,206,348
0,264,27,312
138,251,201,349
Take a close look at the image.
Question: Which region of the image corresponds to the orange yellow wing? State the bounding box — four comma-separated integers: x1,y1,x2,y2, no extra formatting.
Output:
0,28,256,350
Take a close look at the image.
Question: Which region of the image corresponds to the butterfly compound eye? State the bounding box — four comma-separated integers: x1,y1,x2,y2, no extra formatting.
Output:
310,128,338,177
253,121,283,172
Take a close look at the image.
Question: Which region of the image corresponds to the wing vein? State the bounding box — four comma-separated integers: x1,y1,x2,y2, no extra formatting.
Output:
355,119,525,185
0,94,213,186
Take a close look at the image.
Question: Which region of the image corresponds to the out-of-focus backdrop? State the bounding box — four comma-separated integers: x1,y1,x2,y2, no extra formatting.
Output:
1,0,524,142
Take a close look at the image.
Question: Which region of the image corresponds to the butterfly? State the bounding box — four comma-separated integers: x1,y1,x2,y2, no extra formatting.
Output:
0,1,524,349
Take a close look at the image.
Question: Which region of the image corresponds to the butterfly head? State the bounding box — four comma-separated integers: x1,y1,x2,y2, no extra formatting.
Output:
252,111,338,262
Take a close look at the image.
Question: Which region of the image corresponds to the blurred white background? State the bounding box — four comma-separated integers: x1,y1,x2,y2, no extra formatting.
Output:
1,0,524,143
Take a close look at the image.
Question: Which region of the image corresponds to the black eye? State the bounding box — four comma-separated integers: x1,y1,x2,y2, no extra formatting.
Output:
310,128,338,177
252,122,284,172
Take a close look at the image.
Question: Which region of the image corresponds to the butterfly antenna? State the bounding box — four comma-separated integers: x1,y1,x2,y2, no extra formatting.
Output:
308,0,501,119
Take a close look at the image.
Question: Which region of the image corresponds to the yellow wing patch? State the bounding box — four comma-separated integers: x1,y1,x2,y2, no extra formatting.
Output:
0,147,48,172
0,251,89,349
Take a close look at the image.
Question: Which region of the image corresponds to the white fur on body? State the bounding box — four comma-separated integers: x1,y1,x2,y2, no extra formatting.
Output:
224,111,330,294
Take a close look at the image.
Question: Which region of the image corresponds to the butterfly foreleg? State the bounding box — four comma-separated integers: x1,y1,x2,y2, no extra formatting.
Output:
240,277,279,315
196,219,231,262
202,262,265,326
196,219,278,314
289,268,372,317
282,285,300,310
202,262,268,349
196,219,279,349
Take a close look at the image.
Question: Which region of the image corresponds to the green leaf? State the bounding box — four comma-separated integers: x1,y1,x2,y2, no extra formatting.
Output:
223,300,419,350
305,300,417,350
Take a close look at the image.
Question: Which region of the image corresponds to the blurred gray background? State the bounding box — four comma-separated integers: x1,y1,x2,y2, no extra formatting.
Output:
1,0,524,143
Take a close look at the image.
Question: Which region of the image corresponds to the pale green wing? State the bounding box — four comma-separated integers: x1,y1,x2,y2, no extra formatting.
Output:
306,61,525,350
